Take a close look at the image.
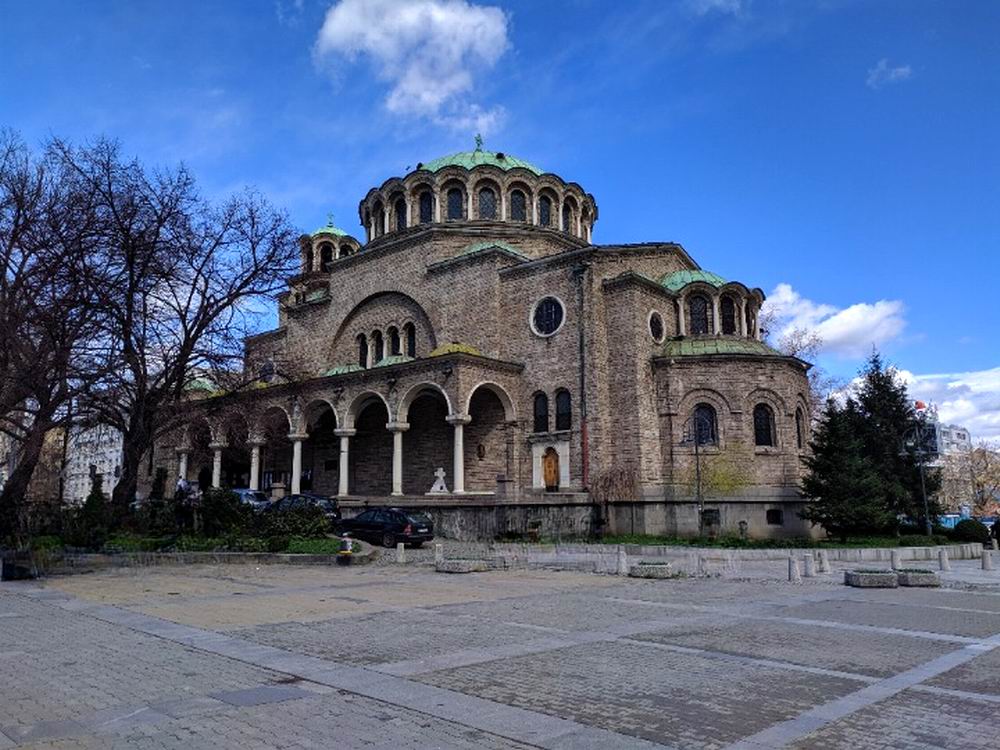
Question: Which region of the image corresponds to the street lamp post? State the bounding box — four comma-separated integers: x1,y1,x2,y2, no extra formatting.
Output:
902,418,934,537
680,413,714,538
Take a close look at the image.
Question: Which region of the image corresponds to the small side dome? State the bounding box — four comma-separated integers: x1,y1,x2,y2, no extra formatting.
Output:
312,220,349,238
660,269,727,292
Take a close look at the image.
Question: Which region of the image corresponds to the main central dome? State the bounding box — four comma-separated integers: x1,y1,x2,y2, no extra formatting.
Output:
419,149,542,175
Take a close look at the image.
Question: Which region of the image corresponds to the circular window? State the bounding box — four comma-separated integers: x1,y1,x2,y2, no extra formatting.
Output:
649,311,665,343
531,297,565,337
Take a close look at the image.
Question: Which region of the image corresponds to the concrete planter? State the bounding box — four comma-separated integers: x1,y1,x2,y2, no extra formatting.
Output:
628,561,674,579
436,558,490,574
896,569,940,587
844,569,898,588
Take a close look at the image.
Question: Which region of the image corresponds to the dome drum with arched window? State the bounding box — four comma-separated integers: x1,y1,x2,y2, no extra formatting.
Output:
659,269,766,341
357,145,598,244
298,220,362,274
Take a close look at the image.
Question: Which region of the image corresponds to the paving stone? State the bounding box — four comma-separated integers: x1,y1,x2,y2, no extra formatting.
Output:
209,685,311,707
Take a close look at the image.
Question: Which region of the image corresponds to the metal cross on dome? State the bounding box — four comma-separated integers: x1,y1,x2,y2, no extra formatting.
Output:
326,212,335,226
474,133,483,151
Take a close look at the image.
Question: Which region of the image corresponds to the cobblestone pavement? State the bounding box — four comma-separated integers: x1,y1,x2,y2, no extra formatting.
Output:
1,553,999,749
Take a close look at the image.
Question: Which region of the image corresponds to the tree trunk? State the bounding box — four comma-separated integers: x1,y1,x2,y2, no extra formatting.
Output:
110,408,156,520
0,418,51,543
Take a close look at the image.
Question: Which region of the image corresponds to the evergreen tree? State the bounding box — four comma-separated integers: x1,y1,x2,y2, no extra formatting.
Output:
854,351,942,531
800,399,891,541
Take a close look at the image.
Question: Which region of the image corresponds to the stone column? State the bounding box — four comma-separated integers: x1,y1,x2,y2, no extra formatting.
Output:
289,433,307,494
500,191,507,221
434,189,442,222
446,414,472,494
677,296,687,336
383,209,389,236
738,299,747,336
248,440,264,491
176,449,190,481
209,442,226,489
532,196,538,225
334,428,355,496
387,422,410,496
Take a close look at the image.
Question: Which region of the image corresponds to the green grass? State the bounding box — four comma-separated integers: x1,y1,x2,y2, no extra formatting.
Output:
285,537,360,554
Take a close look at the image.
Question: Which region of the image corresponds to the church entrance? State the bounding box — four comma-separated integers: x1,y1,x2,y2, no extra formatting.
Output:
543,447,560,492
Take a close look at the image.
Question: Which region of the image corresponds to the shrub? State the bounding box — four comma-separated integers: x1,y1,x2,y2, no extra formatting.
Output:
199,489,254,537
953,519,991,544
255,505,329,539
65,476,110,550
898,534,950,547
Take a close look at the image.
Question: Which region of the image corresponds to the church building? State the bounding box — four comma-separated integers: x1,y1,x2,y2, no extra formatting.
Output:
146,145,814,540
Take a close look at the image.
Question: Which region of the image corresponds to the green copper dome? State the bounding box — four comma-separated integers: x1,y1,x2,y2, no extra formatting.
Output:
420,150,542,175
312,223,348,238
660,269,727,292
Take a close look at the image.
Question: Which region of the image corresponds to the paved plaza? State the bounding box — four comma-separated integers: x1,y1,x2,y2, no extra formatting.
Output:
1,552,999,749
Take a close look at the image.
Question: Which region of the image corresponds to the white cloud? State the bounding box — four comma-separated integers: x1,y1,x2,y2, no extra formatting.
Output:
762,283,906,358
314,0,509,133
866,58,912,90
688,0,743,15
897,367,1000,442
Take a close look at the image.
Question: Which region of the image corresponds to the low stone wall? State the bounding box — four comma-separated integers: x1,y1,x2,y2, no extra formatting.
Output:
24,545,379,576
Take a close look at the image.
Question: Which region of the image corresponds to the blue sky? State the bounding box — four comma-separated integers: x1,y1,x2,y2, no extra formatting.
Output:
2,0,998,437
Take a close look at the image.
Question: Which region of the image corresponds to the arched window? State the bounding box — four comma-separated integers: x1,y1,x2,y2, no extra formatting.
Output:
539,195,552,227
510,190,527,221
555,390,572,431
357,334,368,368
404,322,416,357
533,392,549,433
447,188,463,220
689,295,710,335
320,243,334,269
746,305,754,338
795,407,805,449
373,203,385,237
372,331,384,363
478,187,497,219
388,327,401,356
394,198,407,231
419,192,433,223
753,403,776,447
303,247,313,273
721,296,737,335
562,203,572,233
693,403,718,446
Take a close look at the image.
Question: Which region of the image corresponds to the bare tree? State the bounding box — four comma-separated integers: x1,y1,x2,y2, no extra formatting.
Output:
0,133,103,541
51,138,298,514
770,326,843,419
969,441,1000,513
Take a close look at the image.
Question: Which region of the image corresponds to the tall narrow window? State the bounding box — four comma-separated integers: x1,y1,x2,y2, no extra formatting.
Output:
555,390,572,431
357,334,368,368
419,192,433,223
404,322,416,357
394,198,406,231
693,403,718,445
320,243,334,269
562,203,572,233
373,204,384,237
447,188,463,220
510,190,526,221
478,188,497,219
533,392,549,433
539,195,552,226
689,295,710,335
303,248,313,273
754,403,776,447
388,327,401,356
373,331,384,363
721,296,737,334
795,407,805,449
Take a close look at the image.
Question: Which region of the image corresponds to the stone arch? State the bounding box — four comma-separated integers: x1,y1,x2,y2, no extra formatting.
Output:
300,398,340,434
397,382,454,423
465,386,513,492
256,406,294,493
330,291,438,368
506,180,533,222
464,381,516,422
345,390,391,430
301,398,339,494
472,176,502,220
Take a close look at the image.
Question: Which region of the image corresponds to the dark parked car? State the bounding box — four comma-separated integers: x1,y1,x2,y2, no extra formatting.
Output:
232,488,271,512
339,507,434,548
264,493,341,526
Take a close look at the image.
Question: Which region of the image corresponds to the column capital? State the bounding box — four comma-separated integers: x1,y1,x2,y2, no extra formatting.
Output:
287,432,309,442
175,445,192,455
334,428,357,438
248,438,267,448
208,441,227,451
446,413,472,426
386,421,410,433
